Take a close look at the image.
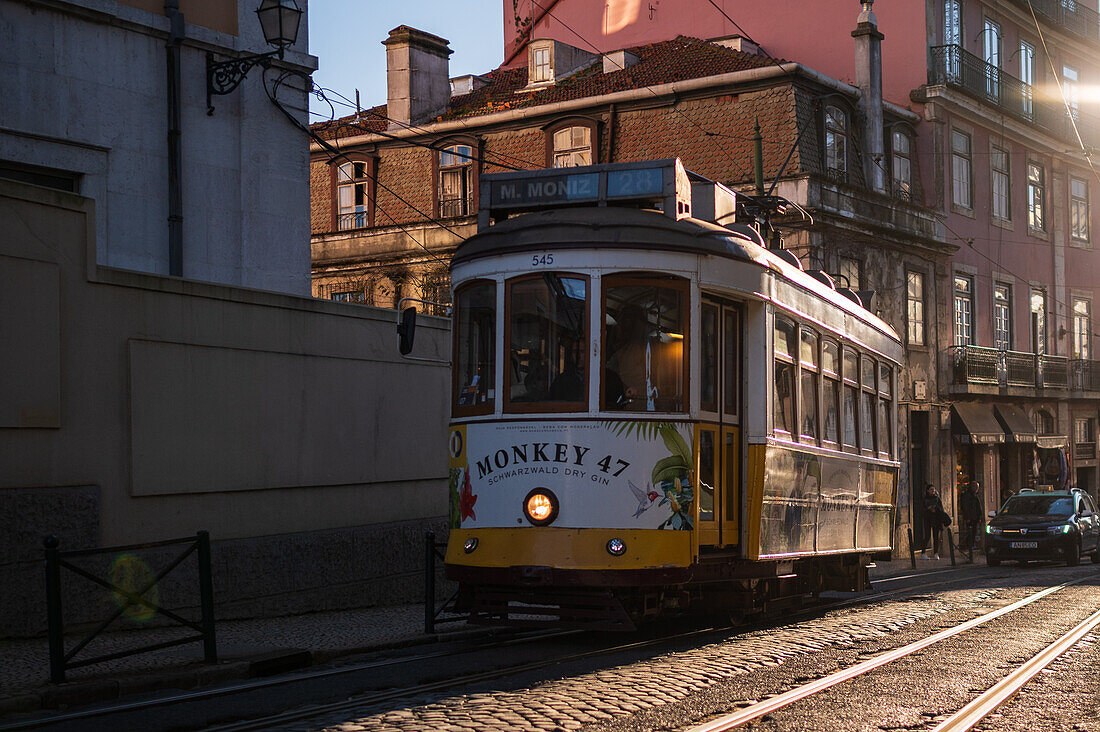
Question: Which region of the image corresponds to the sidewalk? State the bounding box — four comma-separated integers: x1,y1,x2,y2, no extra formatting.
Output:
0,553,986,718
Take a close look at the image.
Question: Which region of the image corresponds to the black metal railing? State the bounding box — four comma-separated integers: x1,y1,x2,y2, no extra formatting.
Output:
423,531,462,634
952,344,999,384
44,532,216,684
1005,350,1038,387
439,197,470,218
951,346,1081,389
1072,358,1100,390
929,45,1036,121
337,211,368,230
1009,0,1100,43
1040,354,1069,388
1076,440,1097,460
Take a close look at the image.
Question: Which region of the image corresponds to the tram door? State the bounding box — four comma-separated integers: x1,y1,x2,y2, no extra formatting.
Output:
696,300,741,549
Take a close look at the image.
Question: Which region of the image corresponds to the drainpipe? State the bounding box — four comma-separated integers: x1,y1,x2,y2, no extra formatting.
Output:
166,0,184,276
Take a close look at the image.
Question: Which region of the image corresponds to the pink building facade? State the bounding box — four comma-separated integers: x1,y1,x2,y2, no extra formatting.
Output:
504,0,1100,523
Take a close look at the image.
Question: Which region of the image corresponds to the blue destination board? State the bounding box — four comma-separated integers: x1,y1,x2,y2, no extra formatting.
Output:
491,173,600,207
606,167,663,198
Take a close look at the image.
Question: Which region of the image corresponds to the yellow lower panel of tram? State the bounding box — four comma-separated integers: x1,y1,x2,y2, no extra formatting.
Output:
447,527,693,570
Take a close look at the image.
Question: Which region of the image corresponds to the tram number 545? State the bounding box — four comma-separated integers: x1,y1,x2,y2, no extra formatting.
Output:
531,253,554,266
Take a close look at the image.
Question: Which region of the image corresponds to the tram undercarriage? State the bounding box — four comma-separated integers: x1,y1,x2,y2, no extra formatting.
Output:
449,553,874,631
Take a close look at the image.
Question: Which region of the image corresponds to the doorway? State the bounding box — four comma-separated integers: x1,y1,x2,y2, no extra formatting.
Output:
696,298,741,549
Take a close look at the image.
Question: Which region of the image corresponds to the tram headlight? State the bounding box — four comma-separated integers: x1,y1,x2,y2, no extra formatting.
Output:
523,488,559,526
606,538,627,556
463,537,479,553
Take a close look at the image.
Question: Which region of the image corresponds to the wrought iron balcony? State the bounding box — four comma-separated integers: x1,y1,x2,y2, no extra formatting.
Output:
1008,0,1100,43
1076,441,1097,460
1072,358,1100,390
952,345,1074,389
337,211,368,231
926,45,1096,146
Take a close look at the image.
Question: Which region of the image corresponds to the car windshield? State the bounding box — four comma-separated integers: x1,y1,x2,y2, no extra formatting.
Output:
1001,495,1073,516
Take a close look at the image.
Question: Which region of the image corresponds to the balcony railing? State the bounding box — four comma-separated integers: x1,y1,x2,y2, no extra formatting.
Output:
952,346,1076,389
1009,0,1100,43
1072,359,1100,390
928,45,1098,147
1076,441,1097,460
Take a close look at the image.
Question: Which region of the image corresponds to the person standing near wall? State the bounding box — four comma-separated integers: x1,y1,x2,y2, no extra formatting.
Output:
960,481,983,554
921,483,945,560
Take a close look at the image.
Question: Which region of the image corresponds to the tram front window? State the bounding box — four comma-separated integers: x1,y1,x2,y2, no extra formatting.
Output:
603,276,686,412
506,274,588,410
454,280,495,414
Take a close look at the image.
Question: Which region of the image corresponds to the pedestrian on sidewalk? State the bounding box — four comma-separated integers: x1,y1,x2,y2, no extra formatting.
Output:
960,481,983,555
921,483,946,560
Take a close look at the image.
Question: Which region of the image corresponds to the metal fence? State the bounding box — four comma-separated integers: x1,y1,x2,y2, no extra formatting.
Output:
44,532,217,684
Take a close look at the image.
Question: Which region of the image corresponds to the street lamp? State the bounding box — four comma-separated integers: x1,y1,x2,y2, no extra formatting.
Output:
206,0,303,115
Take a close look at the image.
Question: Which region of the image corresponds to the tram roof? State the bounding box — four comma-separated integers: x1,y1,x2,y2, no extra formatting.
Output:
452,206,901,350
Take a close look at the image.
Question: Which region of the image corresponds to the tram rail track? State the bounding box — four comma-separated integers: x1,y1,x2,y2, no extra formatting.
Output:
684,576,1093,732
0,565,995,732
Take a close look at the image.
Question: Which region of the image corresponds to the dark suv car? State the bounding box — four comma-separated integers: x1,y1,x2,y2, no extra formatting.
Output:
985,489,1100,566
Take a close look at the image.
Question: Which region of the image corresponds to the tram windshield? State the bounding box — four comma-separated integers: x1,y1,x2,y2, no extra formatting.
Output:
603,275,686,412
454,281,496,413
507,274,588,409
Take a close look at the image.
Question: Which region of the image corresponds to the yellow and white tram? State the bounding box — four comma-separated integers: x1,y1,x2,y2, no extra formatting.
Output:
442,159,903,629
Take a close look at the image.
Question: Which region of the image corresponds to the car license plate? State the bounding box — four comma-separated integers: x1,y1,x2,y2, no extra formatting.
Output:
1010,541,1038,549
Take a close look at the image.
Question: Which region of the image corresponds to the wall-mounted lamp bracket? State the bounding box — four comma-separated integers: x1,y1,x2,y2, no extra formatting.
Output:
206,50,281,115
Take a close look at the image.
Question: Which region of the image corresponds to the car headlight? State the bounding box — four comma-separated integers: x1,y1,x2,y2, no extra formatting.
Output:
1048,524,1073,534
986,526,1002,535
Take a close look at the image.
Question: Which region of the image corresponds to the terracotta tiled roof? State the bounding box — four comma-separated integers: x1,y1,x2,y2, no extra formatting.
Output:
312,36,785,138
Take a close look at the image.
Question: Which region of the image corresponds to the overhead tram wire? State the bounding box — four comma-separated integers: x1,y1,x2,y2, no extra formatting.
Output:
311,86,549,172
1024,0,1100,188
265,69,458,268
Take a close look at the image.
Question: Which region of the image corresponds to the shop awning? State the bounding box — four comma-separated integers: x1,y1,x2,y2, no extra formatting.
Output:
1037,435,1068,449
951,403,1005,444
994,404,1037,443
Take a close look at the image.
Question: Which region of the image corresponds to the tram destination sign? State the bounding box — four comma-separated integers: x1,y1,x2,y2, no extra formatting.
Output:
490,172,600,207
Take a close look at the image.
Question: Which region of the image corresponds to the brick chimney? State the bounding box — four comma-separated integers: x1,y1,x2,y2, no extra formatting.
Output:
383,26,453,129
852,1,886,194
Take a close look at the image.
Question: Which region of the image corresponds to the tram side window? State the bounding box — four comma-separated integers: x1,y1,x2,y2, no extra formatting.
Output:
878,363,893,457
773,316,796,436
842,346,859,452
454,281,496,414
506,274,588,410
800,327,819,443
603,276,687,412
860,356,877,454
822,339,840,446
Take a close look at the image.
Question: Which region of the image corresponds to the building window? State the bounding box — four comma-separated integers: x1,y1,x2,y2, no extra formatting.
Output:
892,130,912,200
1027,162,1045,230
439,144,473,217
951,130,972,209
907,271,926,346
994,284,1012,350
991,147,1010,221
552,126,592,168
1019,41,1035,116
1073,297,1091,359
1064,65,1079,119
1075,418,1093,446
1071,177,1090,242
954,274,974,346
1032,409,1054,435
983,18,1001,98
838,255,861,291
337,161,370,230
824,106,847,181
945,0,962,45
531,45,552,83
1031,287,1047,354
